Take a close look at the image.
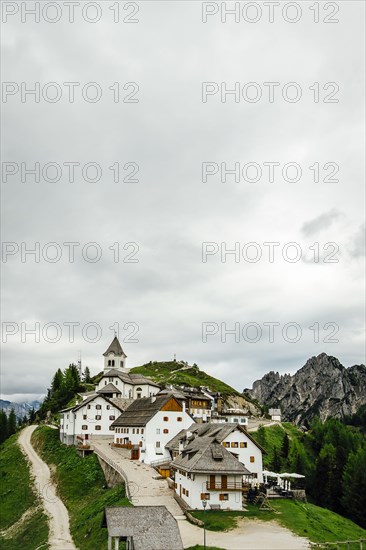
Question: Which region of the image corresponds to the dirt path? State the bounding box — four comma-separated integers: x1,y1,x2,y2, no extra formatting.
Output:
178,517,310,549
18,426,76,550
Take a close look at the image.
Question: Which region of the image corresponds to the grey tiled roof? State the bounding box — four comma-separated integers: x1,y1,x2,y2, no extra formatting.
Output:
172,436,251,474
166,422,266,453
102,506,183,550
96,383,121,394
103,336,126,357
100,368,160,388
111,395,180,428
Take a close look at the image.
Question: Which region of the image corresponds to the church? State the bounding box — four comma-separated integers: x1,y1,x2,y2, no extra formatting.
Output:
59,336,160,445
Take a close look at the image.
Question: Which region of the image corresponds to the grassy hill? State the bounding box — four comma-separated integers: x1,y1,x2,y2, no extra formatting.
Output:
32,426,131,549
129,360,240,396
0,433,49,549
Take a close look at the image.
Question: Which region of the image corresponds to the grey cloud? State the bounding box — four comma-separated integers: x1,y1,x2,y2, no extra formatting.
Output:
301,209,343,237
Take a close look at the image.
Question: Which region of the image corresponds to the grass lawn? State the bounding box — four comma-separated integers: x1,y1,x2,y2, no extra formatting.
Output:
130,361,239,396
0,433,49,549
191,500,366,544
32,426,131,550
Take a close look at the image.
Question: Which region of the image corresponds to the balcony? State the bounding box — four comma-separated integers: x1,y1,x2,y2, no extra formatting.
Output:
206,481,250,491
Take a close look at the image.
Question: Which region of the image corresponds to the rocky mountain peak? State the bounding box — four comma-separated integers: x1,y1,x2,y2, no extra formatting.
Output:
246,353,366,425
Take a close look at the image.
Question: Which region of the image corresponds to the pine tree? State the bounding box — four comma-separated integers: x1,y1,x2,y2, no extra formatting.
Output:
29,408,36,423
0,410,8,444
342,446,366,528
51,368,63,393
83,366,91,384
281,433,290,463
7,408,17,437
256,425,267,448
272,446,282,472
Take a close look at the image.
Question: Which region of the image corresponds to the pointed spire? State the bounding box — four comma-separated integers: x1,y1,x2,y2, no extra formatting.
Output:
103,336,127,357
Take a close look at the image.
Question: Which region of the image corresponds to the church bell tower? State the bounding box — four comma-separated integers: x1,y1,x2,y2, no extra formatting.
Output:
103,335,127,372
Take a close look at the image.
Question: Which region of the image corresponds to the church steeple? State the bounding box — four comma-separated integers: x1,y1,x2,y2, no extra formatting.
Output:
103,336,127,371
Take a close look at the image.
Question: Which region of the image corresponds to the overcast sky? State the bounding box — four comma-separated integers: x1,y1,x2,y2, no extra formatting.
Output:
1,1,365,403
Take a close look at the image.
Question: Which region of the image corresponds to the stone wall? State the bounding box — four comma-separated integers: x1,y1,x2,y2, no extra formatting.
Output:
97,455,124,488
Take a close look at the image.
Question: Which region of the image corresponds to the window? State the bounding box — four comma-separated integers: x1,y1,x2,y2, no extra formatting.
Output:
95,425,101,431
115,380,118,385
96,405,101,410
250,456,255,463
231,442,238,448
105,381,107,385
240,442,247,448
177,417,182,422
156,429,160,434
132,428,135,434
141,429,144,434
163,416,169,421
186,489,189,497
106,405,110,410
200,493,210,500
82,425,88,430
109,377,113,382
87,405,91,409
120,361,123,368
219,494,229,501
83,415,87,420
95,415,101,420
111,360,115,366
156,441,161,448
222,442,230,448
163,429,169,434
108,360,111,366
136,428,139,434
182,488,186,495
109,415,115,420
109,426,114,431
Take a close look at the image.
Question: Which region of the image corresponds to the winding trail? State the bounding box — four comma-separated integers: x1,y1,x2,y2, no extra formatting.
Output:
18,426,76,550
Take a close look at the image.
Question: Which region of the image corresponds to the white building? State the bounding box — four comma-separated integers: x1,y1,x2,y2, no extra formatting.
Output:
211,408,249,427
269,408,282,422
95,337,161,399
166,423,264,484
171,436,250,511
60,394,124,445
59,336,160,445
112,395,194,464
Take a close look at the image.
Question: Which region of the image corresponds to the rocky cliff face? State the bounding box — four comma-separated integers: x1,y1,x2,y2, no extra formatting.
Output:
246,353,366,424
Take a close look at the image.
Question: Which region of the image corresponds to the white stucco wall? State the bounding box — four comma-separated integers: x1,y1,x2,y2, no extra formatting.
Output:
222,430,263,483
174,472,243,510
114,408,194,464
60,396,122,444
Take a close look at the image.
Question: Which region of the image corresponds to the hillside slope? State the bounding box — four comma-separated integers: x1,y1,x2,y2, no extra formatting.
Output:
247,353,366,424
129,360,260,414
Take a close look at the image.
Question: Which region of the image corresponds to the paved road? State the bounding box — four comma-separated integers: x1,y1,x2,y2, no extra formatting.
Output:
18,426,76,550
92,439,184,518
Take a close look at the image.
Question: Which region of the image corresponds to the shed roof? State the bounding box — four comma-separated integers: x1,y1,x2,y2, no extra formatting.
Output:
102,506,183,550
